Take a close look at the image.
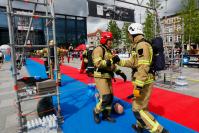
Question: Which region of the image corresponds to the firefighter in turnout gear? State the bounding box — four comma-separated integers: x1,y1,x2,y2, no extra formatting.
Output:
43,48,49,77
117,23,169,133
36,40,65,86
79,47,89,74
92,31,127,124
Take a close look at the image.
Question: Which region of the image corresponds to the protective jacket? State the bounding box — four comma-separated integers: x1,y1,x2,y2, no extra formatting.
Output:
118,35,154,88
92,45,120,79
82,50,88,63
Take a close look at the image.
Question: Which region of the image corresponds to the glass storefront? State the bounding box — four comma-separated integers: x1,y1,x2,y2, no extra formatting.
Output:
0,7,87,48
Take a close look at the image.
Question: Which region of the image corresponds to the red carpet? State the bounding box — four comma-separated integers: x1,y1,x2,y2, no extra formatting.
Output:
30,58,199,132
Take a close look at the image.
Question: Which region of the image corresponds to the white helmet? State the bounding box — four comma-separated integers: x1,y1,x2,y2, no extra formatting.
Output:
128,23,143,35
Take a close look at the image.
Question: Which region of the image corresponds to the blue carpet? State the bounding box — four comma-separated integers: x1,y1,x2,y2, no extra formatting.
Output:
26,59,197,133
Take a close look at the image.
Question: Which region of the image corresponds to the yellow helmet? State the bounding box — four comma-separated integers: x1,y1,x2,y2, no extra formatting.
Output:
49,40,54,46
39,50,43,54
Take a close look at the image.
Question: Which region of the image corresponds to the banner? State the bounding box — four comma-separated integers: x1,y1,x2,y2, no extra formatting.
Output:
88,0,135,22
183,55,199,66
16,11,34,31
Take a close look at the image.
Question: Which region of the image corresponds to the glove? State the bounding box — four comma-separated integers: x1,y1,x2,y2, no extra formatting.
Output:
112,55,120,64
116,70,127,82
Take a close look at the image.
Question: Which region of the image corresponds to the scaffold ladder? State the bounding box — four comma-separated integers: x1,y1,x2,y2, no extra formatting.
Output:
6,0,62,132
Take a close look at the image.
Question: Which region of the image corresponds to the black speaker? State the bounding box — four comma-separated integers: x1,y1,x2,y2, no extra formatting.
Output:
37,96,56,118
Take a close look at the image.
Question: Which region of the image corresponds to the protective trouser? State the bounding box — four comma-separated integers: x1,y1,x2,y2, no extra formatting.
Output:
133,83,164,133
94,78,113,116
43,57,49,76
50,57,55,79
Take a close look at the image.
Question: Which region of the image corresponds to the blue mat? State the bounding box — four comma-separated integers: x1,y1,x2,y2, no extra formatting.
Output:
26,59,48,79
26,59,197,133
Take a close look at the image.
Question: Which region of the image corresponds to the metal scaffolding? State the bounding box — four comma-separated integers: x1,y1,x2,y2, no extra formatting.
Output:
6,0,62,132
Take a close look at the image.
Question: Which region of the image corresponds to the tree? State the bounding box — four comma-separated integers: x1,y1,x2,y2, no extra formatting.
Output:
121,22,131,49
107,20,121,48
180,0,199,45
143,0,162,41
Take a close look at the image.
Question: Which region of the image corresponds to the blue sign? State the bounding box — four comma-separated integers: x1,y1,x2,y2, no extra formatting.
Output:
183,55,199,66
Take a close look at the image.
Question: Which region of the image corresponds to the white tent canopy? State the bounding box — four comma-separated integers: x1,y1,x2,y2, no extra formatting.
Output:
0,44,11,54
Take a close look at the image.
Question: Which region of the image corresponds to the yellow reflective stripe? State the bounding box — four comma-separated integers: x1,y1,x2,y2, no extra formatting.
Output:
101,60,107,67
131,51,136,55
138,60,150,65
150,123,160,133
132,79,154,86
145,79,154,84
93,57,107,67
96,98,103,112
134,79,145,87
149,46,153,64
119,60,126,66
105,106,112,110
93,57,102,64
140,110,160,133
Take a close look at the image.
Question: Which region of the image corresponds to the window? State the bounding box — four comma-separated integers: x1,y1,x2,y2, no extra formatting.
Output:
177,25,181,31
56,18,66,44
0,10,8,28
169,27,173,32
177,35,181,42
169,36,172,42
165,27,169,33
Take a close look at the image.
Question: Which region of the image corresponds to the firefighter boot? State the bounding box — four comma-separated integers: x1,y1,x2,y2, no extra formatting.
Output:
93,109,100,124
132,124,144,133
162,128,170,133
102,110,116,123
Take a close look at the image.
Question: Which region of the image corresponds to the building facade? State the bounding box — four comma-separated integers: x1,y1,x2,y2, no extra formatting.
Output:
87,29,102,47
161,14,182,48
0,6,87,48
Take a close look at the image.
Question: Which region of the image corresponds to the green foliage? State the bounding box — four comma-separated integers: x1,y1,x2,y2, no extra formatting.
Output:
143,0,162,41
180,0,199,44
143,13,154,40
107,20,121,48
121,22,131,49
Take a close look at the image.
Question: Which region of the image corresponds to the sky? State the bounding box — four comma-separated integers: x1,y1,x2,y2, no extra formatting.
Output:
0,0,183,33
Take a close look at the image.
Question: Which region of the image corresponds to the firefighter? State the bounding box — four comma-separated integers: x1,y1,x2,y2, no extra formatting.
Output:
36,40,62,86
43,47,49,77
80,46,89,73
116,23,169,133
92,31,127,124
86,43,95,77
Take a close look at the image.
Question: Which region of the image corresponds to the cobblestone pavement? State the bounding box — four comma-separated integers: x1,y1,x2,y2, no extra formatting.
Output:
0,62,37,133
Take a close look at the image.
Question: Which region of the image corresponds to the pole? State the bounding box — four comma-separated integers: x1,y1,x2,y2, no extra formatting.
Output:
153,0,157,37
22,0,38,58
180,19,185,72
23,0,38,46
188,9,191,50
49,0,61,119
45,0,51,78
6,0,23,132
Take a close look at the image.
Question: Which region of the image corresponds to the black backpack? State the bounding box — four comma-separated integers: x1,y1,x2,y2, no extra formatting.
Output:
151,37,165,71
87,49,94,73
